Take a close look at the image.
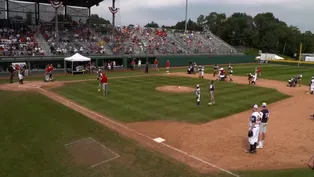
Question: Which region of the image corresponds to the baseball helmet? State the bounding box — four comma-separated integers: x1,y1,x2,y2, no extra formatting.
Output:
262,102,267,107
196,84,200,87
252,104,258,109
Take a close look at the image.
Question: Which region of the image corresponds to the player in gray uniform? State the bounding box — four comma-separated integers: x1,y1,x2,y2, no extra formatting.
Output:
208,80,215,105
213,64,219,77
257,102,269,148
196,84,200,105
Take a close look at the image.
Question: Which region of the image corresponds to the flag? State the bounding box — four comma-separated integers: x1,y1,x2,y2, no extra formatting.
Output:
108,7,119,14
50,0,63,8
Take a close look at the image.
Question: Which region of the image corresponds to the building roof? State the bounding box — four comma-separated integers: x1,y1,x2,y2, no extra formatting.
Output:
17,0,104,8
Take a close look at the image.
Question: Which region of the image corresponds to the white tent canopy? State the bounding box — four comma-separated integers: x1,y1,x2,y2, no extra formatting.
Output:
65,53,91,62
64,53,91,74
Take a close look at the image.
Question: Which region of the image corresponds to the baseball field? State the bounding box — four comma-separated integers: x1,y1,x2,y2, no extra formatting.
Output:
0,63,313,177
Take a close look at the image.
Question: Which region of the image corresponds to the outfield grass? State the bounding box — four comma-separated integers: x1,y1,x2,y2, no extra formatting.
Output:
54,76,288,123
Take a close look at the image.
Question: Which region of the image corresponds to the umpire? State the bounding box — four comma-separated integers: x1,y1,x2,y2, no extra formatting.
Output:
8,64,14,83
145,61,149,73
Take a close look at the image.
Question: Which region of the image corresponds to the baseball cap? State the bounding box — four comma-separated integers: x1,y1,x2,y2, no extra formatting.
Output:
252,104,258,109
262,102,267,107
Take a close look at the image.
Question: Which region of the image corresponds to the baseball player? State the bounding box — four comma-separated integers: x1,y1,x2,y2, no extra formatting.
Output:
208,80,215,105
247,104,261,154
297,73,302,87
198,65,204,78
97,69,103,91
257,102,269,148
213,64,218,77
228,64,233,81
196,84,200,106
100,72,108,95
309,76,314,94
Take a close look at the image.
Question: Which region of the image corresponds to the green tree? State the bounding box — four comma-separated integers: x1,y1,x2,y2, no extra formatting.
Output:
176,11,314,57
144,21,159,28
86,14,110,25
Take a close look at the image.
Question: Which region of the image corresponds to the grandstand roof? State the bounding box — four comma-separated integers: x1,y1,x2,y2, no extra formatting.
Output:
17,0,103,8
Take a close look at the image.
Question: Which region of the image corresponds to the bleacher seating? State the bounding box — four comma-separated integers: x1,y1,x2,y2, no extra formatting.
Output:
0,27,43,57
0,24,237,57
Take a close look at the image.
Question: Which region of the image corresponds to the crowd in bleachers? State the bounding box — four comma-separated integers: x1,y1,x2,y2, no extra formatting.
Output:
0,24,236,57
171,30,235,54
41,24,107,56
0,27,43,57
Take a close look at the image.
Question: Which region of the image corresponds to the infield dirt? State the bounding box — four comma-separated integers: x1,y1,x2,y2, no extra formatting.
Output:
0,73,313,173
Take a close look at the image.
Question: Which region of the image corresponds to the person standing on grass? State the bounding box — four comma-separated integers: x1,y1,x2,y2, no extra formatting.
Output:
100,72,108,95
165,60,170,73
196,84,200,106
208,80,215,105
154,58,159,71
131,60,136,70
97,69,103,92
138,59,142,69
145,61,149,73
8,64,15,84
257,66,261,78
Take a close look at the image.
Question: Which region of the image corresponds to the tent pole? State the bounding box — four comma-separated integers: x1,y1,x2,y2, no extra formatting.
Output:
72,61,73,75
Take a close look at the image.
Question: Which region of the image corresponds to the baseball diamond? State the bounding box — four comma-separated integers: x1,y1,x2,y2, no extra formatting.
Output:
1,63,314,177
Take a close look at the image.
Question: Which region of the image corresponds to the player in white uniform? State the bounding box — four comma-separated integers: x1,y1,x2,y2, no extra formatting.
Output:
196,84,200,106
253,72,257,84
198,65,204,78
97,69,103,91
310,76,314,94
247,104,261,154
228,64,233,81
138,59,142,68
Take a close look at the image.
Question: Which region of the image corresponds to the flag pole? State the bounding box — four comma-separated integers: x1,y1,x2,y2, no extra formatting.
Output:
298,43,302,66
184,0,188,32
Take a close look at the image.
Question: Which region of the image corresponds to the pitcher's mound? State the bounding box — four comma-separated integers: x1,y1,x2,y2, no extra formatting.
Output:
156,86,194,93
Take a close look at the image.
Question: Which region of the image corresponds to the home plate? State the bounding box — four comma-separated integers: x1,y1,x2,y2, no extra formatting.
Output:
153,137,166,143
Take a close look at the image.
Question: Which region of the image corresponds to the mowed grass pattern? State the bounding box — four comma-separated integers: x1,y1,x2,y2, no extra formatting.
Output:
55,76,288,123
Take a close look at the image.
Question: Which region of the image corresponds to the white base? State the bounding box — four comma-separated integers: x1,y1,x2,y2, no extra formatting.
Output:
153,137,166,143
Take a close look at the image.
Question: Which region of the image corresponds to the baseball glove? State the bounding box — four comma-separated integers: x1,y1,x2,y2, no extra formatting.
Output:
248,130,253,137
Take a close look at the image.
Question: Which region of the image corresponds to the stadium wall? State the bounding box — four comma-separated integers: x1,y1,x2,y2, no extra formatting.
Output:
154,55,255,67
0,55,255,74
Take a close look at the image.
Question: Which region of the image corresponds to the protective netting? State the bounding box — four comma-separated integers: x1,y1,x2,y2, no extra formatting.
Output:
8,0,35,24
66,6,88,23
0,0,5,19
39,3,64,22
